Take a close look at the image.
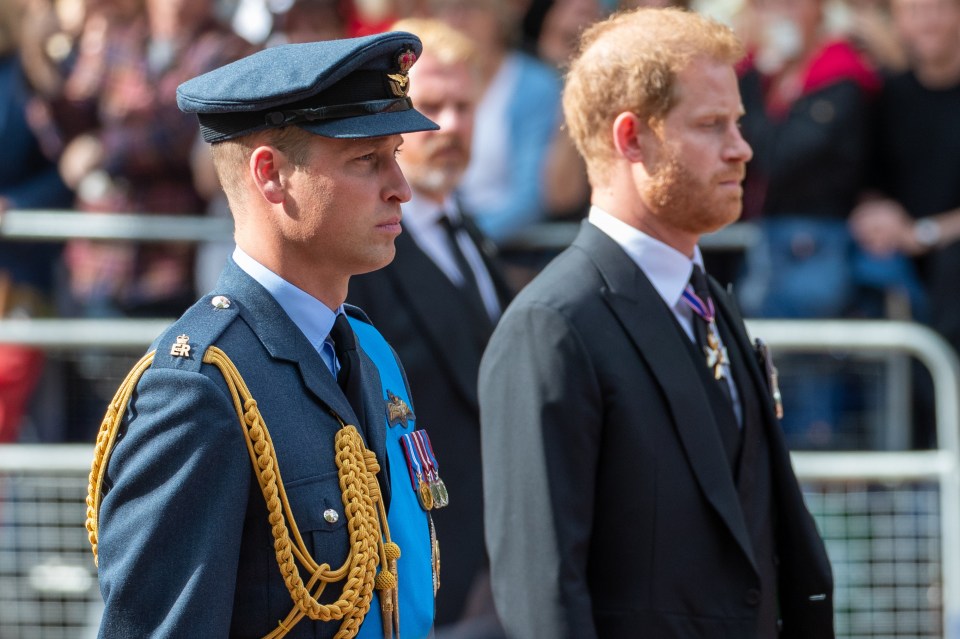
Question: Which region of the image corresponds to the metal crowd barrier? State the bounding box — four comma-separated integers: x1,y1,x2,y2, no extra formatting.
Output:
0,209,758,251
0,318,958,637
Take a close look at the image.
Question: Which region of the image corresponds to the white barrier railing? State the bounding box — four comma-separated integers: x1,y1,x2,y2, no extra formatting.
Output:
0,318,958,637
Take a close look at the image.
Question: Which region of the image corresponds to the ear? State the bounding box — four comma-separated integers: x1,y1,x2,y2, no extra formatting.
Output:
250,145,286,205
612,112,646,163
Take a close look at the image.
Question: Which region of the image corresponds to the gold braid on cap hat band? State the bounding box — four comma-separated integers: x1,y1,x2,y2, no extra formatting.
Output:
85,347,401,639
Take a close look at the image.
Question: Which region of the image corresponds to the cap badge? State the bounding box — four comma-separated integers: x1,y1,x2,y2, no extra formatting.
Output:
387,48,417,97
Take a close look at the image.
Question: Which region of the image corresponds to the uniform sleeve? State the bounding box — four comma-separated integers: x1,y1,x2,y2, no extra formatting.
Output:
96,367,251,638
479,302,602,639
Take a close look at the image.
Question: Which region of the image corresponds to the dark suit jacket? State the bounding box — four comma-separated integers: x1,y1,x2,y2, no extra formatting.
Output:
348,218,512,625
97,259,407,638
478,222,834,638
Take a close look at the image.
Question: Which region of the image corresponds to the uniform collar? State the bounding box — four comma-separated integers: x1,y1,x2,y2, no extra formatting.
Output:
232,246,343,351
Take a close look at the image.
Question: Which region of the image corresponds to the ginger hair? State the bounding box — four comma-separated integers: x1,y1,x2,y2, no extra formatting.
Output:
562,8,744,185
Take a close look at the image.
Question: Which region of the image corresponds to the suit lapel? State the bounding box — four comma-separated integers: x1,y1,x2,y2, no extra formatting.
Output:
574,224,757,572
386,228,490,409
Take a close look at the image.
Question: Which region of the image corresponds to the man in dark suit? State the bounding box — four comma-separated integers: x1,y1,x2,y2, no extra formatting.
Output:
89,33,443,638
349,19,511,635
478,8,835,639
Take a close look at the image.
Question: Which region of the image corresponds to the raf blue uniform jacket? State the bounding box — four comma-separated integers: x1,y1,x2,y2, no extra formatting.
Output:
96,259,408,638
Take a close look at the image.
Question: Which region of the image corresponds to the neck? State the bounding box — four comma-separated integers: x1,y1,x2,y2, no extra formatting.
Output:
592,186,698,258
237,239,348,312
914,50,960,89
414,187,449,206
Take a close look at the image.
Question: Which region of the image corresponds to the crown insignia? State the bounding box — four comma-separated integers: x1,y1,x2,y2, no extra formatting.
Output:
387,47,417,97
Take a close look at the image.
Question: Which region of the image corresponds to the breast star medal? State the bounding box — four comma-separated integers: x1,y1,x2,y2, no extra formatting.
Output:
386,390,415,428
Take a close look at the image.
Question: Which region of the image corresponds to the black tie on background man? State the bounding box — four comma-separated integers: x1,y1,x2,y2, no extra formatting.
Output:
348,18,511,636
478,8,834,639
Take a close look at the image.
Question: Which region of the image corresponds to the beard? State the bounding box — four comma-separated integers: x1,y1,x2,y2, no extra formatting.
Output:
404,136,470,196
643,151,744,236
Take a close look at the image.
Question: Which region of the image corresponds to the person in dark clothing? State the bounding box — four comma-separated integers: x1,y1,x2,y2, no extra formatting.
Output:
850,0,960,351
479,9,834,638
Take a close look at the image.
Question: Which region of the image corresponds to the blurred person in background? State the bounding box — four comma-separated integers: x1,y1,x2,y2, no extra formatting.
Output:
22,0,252,440
732,0,918,447
348,19,511,637
836,0,908,72
36,0,252,320
268,0,348,43
0,0,74,442
849,0,960,444
431,0,564,245
520,0,601,225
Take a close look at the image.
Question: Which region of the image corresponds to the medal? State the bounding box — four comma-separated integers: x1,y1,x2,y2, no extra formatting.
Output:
413,430,449,509
400,432,433,510
755,338,784,419
704,328,729,381
418,478,434,510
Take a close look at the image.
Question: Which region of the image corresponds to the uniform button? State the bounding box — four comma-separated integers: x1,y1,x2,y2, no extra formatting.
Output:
323,508,339,523
744,589,761,606
211,295,231,309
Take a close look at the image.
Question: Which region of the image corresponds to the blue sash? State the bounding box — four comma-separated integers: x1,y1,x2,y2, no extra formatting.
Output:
351,318,435,639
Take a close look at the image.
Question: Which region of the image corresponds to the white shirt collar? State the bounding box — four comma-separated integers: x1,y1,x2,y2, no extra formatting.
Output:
587,205,704,308
402,190,460,234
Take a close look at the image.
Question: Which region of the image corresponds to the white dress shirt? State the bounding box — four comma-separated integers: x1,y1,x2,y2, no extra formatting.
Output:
588,206,742,424
402,191,501,321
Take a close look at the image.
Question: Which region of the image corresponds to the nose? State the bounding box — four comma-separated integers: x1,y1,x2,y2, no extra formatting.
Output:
435,104,467,135
726,124,753,164
384,155,412,204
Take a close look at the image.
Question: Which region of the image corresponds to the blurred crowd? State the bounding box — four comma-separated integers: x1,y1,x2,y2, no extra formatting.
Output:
2,0,959,442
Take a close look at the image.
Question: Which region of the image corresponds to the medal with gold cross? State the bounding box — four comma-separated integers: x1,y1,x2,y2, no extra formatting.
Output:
682,279,729,381
704,327,729,381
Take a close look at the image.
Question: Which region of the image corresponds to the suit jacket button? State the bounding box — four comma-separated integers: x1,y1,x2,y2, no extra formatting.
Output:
744,589,761,606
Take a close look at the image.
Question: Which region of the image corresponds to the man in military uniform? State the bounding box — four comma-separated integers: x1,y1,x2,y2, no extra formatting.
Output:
88,33,441,639
478,9,835,638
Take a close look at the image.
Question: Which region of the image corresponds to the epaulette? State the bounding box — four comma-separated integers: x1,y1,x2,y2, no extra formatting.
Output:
149,293,242,373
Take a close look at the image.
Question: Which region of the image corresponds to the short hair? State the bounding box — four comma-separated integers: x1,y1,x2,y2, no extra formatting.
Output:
210,126,314,209
391,18,479,71
563,8,744,184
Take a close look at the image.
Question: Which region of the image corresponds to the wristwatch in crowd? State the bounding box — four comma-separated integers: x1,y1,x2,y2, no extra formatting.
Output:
913,218,942,249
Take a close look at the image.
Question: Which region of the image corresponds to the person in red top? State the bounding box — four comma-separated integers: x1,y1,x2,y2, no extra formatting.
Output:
732,0,918,448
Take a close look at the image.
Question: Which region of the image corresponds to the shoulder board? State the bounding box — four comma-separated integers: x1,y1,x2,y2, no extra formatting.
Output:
149,293,242,373
343,303,372,326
